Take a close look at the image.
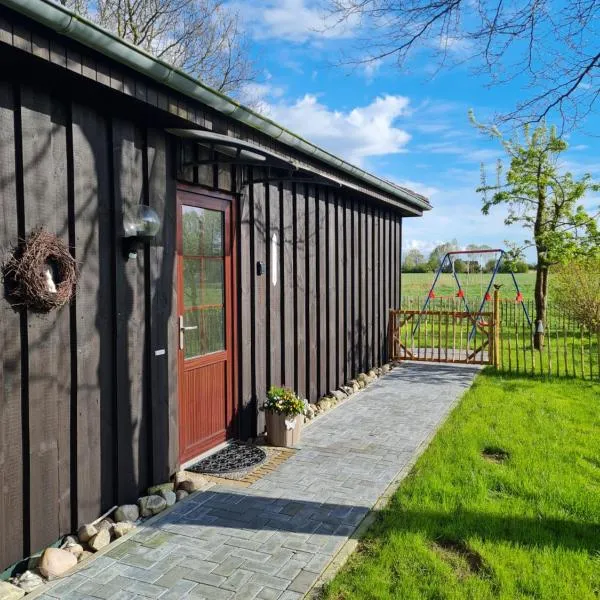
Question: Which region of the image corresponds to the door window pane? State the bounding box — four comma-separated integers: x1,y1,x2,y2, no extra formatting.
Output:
202,258,224,305
183,307,225,359
183,206,223,256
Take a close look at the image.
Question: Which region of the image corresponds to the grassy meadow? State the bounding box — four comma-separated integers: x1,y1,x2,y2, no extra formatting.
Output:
323,370,600,600
401,271,536,304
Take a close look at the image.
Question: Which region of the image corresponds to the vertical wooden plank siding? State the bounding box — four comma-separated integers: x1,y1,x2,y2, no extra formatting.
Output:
350,200,358,375
326,192,337,391
344,197,353,381
252,181,267,431
112,119,149,503
281,183,295,390
0,80,23,569
71,102,113,525
0,48,412,570
20,86,71,554
366,205,373,368
294,184,306,399
336,194,345,385
147,130,178,481
268,182,281,389
306,186,318,401
317,189,327,394
238,182,253,439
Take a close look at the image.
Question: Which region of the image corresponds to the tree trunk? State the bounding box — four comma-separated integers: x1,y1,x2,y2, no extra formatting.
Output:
534,263,548,349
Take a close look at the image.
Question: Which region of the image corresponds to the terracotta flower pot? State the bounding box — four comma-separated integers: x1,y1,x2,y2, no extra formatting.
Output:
265,411,303,447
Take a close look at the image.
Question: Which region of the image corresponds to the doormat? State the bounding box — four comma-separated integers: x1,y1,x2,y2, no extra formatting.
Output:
187,442,267,474
187,444,296,486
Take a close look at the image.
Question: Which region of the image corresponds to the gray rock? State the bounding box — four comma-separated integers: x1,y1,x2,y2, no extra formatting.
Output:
65,543,84,558
381,363,391,373
0,581,25,599
176,480,198,494
13,570,44,593
77,523,97,543
357,372,369,382
147,482,174,495
348,380,361,393
304,404,316,420
330,389,347,401
27,553,42,571
114,504,139,523
317,398,333,412
175,490,189,502
138,494,167,517
367,369,377,379
159,489,176,507
113,522,135,538
340,385,353,396
88,528,111,552
96,518,114,532
60,535,79,548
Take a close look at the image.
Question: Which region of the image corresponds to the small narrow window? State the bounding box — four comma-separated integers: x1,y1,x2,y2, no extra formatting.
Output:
271,233,278,286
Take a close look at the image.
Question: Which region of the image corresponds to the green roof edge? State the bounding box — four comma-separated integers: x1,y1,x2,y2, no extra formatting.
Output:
3,0,431,211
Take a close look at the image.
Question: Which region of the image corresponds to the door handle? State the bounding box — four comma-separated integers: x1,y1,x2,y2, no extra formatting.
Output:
179,316,198,350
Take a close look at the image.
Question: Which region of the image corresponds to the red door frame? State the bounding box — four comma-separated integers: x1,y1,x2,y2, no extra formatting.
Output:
176,184,238,464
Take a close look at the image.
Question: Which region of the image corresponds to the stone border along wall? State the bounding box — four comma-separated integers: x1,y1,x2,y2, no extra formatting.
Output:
302,362,397,423
1,472,214,598
2,361,399,599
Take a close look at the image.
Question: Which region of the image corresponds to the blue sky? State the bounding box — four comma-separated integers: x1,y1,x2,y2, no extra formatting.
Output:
234,0,600,262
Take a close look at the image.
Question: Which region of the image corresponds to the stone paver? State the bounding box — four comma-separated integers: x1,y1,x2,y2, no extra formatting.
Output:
38,362,478,600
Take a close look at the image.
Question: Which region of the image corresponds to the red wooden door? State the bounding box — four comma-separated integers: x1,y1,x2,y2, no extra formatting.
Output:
177,188,235,463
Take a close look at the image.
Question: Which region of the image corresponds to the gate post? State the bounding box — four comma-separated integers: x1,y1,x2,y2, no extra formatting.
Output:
493,290,501,368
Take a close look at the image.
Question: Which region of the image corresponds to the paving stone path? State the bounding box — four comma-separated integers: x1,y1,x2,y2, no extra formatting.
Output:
37,362,479,600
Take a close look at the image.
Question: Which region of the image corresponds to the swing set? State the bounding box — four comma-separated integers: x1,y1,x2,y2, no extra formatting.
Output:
413,248,531,341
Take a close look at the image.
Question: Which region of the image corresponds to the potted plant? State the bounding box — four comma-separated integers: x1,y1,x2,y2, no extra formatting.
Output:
264,386,305,447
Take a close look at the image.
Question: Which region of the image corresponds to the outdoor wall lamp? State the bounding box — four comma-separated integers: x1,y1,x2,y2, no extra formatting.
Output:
123,205,161,258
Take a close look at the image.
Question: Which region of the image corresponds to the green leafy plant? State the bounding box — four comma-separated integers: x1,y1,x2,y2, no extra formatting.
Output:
551,258,600,332
264,386,305,416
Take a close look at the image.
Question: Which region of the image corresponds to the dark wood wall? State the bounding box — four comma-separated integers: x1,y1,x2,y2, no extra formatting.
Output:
0,77,178,572
177,158,403,438
0,48,403,575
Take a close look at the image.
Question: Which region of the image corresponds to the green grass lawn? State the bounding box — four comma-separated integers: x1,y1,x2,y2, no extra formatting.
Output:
323,371,600,600
401,272,536,304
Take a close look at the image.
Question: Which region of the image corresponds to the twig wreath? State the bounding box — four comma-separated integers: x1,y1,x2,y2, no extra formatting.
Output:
3,227,78,312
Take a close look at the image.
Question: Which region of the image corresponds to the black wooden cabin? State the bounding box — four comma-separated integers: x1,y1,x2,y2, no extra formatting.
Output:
0,0,430,572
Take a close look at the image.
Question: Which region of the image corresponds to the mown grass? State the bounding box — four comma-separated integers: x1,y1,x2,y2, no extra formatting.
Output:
323,370,600,600
401,272,536,301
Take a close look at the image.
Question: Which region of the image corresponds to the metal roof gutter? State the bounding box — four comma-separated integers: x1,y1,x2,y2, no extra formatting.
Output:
3,0,431,212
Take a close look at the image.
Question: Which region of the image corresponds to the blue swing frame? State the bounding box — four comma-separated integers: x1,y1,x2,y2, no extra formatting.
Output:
412,249,532,341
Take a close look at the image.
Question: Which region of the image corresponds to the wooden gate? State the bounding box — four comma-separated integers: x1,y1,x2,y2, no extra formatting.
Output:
389,307,498,365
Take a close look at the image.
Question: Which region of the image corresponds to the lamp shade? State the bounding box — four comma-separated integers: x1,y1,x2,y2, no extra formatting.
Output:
124,205,161,238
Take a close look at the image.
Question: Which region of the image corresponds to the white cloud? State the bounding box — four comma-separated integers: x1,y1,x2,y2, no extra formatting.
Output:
233,0,357,43
264,94,412,165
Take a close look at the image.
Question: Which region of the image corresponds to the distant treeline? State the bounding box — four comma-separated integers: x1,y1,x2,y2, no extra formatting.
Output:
403,241,531,274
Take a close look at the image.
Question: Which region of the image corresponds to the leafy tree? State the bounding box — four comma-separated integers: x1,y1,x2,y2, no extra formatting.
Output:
551,258,600,332
402,248,426,272
328,0,600,127
475,120,600,348
58,0,254,95
427,240,459,272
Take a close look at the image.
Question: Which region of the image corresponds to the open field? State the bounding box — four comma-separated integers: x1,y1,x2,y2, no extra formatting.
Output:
323,370,600,600
401,272,536,305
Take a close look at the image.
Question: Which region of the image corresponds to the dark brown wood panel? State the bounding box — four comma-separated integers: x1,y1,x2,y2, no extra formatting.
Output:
71,101,114,526
252,180,267,431
281,183,295,390
326,191,336,391
112,119,149,503
294,184,306,399
238,182,253,439
306,186,317,401
344,197,352,381
147,129,178,481
317,189,327,395
20,85,71,554
267,183,281,389
366,205,373,368
0,80,23,570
